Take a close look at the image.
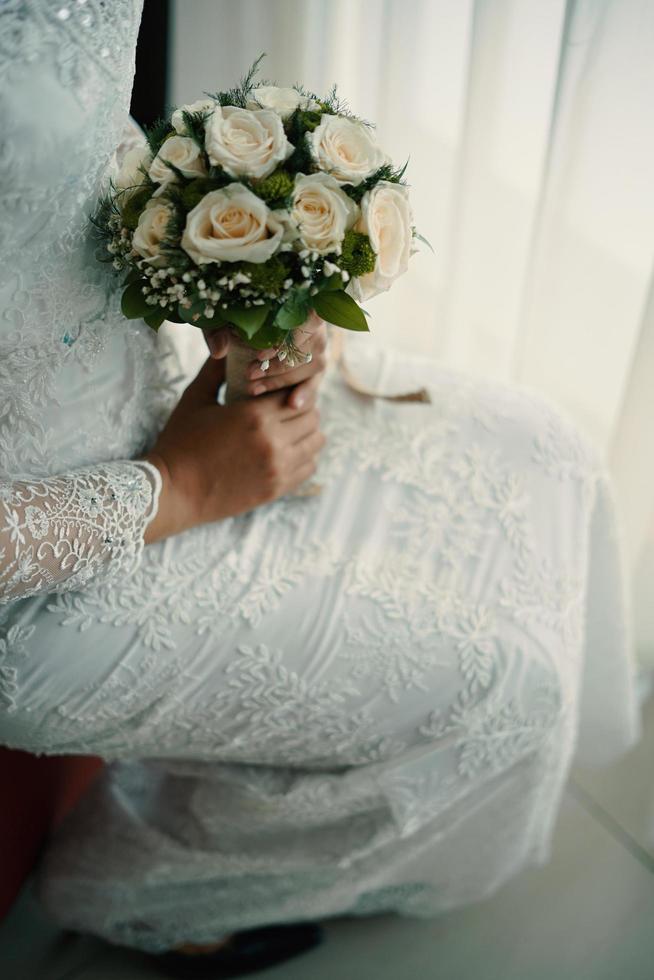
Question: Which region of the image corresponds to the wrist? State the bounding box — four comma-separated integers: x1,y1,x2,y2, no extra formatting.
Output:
141,451,194,544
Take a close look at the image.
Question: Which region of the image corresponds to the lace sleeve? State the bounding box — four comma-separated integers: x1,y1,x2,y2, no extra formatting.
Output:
0,460,161,605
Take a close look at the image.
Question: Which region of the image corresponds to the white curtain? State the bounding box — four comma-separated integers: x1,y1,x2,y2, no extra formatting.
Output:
171,0,654,666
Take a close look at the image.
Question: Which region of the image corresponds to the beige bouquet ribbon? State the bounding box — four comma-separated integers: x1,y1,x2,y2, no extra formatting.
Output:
330,330,432,404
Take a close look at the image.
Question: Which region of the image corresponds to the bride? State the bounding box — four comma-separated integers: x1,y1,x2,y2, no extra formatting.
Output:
0,1,638,974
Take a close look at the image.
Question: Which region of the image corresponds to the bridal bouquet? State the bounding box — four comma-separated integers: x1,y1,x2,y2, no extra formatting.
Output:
95,58,421,401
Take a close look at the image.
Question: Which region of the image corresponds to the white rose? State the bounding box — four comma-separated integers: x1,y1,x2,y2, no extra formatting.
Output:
247,85,321,120
148,135,207,189
181,183,284,265
171,98,216,134
351,182,413,299
132,199,172,265
290,172,357,255
115,143,152,193
204,106,293,179
309,115,389,186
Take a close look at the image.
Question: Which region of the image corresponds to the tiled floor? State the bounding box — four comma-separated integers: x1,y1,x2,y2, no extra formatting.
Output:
2,698,654,980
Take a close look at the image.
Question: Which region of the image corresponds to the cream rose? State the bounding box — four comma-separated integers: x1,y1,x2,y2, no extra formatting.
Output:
246,85,321,120
148,135,207,189
181,183,284,265
290,172,357,255
115,143,152,193
309,115,389,186
132,199,172,264
204,105,293,179
351,182,413,299
171,98,216,134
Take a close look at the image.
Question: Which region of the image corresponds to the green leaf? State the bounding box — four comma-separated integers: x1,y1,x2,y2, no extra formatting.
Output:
413,231,434,254
248,316,286,350
315,273,343,293
178,301,227,331
273,290,311,332
121,282,152,319
159,308,185,325
181,176,230,211
312,290,369,331
144,310,166,331
120,185,155,231
225,303,272,340
178,301,202,324
122,269,144,287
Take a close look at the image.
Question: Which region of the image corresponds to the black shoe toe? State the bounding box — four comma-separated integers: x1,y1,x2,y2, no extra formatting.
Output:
155,921,324,978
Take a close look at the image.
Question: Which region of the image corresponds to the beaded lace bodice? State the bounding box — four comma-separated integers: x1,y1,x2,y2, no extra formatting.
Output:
0,0,179,602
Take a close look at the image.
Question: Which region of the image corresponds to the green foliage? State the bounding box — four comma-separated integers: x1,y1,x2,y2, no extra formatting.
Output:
339,230,376,278
180,175,231,211
312,289,369,331
178,300,227,330
207,54,269,108
90,191,118,239
318,273,344,292
344,160,408,203
180,109,212,148
413,230,434,253
247,317,287,350
144,310,167,331
226,302,272,339
144,117,175,157
285,130,314,176
285,101,326,173
123,268,143,286
121,282,152,319
162,206,185,252
290,81,322,103
120,185,155,231
320,84,365,122
274,288,312,332
296,109,322,132
251,170,294,208
240,257,290,297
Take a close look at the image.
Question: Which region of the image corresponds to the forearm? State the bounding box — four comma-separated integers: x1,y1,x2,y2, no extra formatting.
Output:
141,451,196,546
0,460,160,604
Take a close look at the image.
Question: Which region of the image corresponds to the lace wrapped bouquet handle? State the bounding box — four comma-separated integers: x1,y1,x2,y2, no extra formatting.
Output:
93,57,426,403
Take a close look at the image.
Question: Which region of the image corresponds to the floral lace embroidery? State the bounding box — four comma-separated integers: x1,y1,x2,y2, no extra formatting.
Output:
0,621,35,713
35,365,600,770
0,460,160,603
47,519,342,651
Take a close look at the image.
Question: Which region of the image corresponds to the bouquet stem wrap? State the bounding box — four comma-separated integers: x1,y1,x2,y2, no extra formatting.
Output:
224,335,256,405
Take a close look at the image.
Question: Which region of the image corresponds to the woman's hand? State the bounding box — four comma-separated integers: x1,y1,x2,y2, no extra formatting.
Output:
203,311,328,410
143,355,325,545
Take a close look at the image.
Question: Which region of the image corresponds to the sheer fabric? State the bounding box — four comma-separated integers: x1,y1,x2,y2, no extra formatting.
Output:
0,0,639,953
0,461,160,605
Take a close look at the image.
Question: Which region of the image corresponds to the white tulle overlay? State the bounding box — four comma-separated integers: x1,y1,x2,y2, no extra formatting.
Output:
0,0,638,953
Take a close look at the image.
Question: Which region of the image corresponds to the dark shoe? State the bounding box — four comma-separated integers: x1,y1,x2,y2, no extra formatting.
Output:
154,922,324,978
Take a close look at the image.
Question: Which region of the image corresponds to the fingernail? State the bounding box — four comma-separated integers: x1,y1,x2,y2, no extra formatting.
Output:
252,383,266,396
294,393,305,408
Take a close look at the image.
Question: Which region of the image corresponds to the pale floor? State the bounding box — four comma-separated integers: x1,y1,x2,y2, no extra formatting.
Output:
2,697,654,980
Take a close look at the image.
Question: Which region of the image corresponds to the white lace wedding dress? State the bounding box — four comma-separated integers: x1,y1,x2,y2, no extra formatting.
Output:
0,0,639,954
